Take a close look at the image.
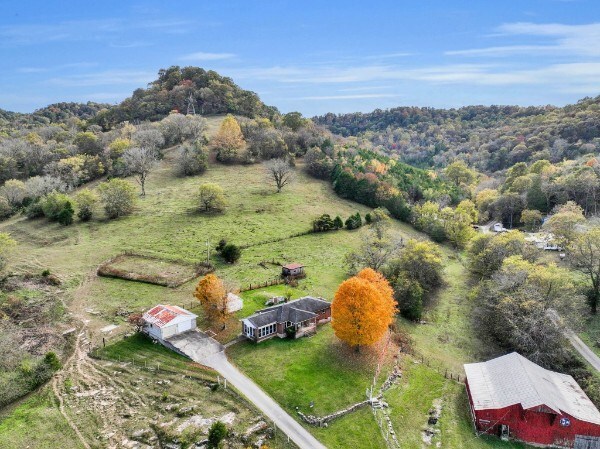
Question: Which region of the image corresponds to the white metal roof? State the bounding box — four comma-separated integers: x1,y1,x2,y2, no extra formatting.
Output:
143,304,197,329
464,352,600,425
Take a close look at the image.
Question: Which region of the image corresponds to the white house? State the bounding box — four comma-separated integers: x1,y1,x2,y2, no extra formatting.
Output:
142,304,197,341
226,292,243,313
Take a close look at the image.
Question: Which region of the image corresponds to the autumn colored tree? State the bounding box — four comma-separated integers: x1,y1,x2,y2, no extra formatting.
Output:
332,268,396,352
212,114,245,163
194,274,229,328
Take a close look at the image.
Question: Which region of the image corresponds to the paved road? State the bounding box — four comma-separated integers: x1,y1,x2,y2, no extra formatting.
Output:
168,331,327,449
565,328,600,372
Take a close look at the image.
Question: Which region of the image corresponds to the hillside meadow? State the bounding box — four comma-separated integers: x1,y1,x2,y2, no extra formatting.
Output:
0,135,528,448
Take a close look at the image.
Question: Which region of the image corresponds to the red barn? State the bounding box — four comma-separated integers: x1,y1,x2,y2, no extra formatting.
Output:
465,353,600,448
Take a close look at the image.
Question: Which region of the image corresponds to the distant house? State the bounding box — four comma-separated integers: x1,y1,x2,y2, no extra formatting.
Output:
282,263,305,278
492,223,505,232
241,296,331,343
226,292,244,313
465,352,600,448
142,304,197,341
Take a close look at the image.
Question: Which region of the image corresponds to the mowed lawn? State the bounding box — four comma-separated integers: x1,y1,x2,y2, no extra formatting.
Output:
228,325,391,449
386,361,530,449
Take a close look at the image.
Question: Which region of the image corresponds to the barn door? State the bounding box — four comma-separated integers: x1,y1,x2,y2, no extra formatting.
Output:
575,435,600,449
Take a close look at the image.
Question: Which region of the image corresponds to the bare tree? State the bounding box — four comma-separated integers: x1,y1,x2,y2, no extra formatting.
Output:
123,147,157,196
264,158,294,193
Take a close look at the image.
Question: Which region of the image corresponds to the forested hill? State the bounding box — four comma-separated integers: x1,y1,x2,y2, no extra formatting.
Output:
0,66,278,131
92,66,278,128
314,96,600,173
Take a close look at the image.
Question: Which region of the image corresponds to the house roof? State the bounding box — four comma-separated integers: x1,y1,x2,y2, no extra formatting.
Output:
464,352,600,425
243,296,330,328
143,304,197,329
282,263,304,270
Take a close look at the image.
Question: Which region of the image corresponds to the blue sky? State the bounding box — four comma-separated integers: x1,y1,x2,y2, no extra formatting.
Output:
1,0,599,116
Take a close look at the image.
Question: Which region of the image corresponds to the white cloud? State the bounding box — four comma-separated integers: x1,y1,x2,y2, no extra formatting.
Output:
179,52,236,61
46,69,155,87
296,93,402,101
448,22,600,57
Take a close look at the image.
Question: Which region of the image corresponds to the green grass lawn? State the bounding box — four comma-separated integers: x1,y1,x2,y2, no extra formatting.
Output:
580,314,600,358
386,361,530,449
0,389,83,449
228,325,392,449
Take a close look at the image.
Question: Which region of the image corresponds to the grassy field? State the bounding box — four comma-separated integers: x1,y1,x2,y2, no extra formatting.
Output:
386,361,529,449
398,251,501,374
228,325,392,449
0,122,515,449
0,389,83,449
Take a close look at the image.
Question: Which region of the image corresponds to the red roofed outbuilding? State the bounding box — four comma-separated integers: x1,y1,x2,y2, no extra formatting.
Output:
465,352,600,448
142,304,197,341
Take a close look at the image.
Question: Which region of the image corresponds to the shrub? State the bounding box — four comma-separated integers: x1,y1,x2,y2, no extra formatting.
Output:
345,212,362,230
208,421,228,448
312,214,335,232
215,239,227,252
98,179,137,219
199,183,227,213
25,201,44,219
57,201,74,226
333,215,343,229
176,142,208,176
40,192,70,220
365,213,372,224
221,244,241,263
0,196,13,219
75,188,98,221
43,352,61,371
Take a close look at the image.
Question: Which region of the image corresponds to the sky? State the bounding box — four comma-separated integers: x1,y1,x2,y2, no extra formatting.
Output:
1,0,600,116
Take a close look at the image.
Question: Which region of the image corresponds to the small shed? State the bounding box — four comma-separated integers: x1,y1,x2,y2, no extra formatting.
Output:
142,304,197,341
282,262,305,278
226,292,244,313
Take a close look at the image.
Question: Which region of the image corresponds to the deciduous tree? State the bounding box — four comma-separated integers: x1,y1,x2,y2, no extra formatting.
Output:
568,226,600,314
123,147,157,196
332,268,396,351
264,158,294,193
98,179,137,219
198,183,227,212
194,274,229,328
212,115,245,163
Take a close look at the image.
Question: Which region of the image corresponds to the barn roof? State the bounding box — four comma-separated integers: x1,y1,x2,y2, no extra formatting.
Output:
282,263,304,270
143,304,197,329
243,296,329,327
465,352,600,425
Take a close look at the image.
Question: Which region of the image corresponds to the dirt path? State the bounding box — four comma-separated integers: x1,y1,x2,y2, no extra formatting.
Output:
51,328,92,449
565,328,600,372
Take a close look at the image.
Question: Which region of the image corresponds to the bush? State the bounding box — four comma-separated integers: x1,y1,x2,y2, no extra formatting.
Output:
0,196,12,219
333,215,343,229
365,213,372,224
25,201,44,219
312,214,335,232
98,179,137,219
75,188,98,221
221,244,241,263
345,212,362,230
40,192,71,220
394,276,424,321
57,201,74,226
199,183,227,213
43,352,61,371
208,421,228,448
176,142,208,176
215,239,227,252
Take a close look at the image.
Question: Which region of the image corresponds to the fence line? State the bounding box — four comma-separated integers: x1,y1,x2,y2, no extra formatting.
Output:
239,277,287,292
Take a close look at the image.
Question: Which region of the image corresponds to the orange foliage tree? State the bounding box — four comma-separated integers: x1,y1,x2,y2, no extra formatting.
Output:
194,273,229,328
332,268,397,352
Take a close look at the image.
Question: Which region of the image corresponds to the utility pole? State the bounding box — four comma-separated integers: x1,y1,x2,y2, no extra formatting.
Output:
186,92,196,115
